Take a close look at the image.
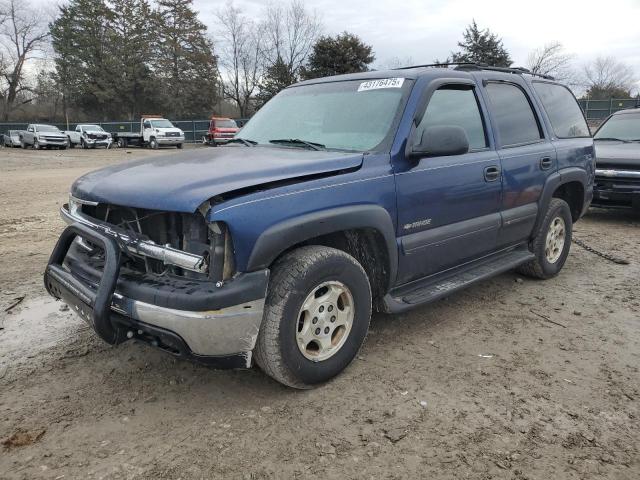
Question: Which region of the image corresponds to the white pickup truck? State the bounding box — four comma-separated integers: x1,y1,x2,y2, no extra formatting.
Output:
111,116,185,149
19,124,68,150
65,124,112,149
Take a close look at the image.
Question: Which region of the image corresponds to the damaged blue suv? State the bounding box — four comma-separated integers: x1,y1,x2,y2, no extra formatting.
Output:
45,64,594,388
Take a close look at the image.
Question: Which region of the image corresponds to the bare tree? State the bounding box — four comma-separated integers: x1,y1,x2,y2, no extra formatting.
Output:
0,0,49,120
262,0,322,79
582,56,636,98
216,6,262,117
526,42,575,81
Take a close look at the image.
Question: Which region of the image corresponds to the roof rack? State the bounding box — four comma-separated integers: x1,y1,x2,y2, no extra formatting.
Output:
393,62,555,80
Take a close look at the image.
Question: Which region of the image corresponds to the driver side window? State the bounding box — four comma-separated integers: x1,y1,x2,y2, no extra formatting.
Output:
416,86,488,151
143,121,151,129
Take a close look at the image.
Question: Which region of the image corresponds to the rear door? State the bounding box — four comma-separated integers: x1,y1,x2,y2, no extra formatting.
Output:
477,75,556,247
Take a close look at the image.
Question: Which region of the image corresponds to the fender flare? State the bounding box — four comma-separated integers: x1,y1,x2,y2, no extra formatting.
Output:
534,167,588,232
246,205,398,288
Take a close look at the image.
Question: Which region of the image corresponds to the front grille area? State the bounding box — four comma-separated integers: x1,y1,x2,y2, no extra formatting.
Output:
44,136,65,142
597,162,640,171
81,203,210,278
88,134,108,140
165,132,180,137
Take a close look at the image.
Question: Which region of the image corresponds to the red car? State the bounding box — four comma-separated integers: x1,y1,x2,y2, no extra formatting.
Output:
202,117,240,146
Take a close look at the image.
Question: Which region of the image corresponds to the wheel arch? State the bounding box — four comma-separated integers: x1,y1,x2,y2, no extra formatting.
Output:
534,168,588,231
246,205,398,296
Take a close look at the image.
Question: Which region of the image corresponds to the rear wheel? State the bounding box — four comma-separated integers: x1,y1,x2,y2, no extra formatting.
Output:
518,198,572,279
254,246,372,389
117,138,126,148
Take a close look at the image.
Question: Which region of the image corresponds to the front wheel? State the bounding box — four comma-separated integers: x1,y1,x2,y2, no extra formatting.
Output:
254,246,372,389
33,139,40,150
518,198,573,279
176,143,183,149
68,137,75,149
149,137,158,149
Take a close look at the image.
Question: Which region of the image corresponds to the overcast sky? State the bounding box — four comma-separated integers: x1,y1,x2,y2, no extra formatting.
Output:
195,0,640,92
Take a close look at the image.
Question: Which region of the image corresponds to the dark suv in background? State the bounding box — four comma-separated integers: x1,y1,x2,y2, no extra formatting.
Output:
592,107,640,210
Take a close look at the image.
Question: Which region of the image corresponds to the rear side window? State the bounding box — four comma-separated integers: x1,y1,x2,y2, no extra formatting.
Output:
485,83,542,146
533,82,589,138
417,86,487,150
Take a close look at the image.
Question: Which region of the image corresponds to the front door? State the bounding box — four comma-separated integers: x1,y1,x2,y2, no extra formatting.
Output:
395,81,503,284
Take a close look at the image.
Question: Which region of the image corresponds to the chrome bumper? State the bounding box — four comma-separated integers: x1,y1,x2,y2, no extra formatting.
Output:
595,168,640,179
157,136,185,144
62,199,208,274
112,293,264,359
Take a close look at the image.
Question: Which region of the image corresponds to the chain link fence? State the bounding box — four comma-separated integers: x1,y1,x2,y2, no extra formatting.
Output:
0,118,250,143
577,97,640,121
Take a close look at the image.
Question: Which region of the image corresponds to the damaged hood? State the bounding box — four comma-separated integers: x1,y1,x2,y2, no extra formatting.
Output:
72,146,363,212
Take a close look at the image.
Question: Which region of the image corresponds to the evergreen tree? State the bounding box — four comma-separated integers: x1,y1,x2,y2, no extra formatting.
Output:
50,0,119,119
255,57,297,108
153,0,218,118
109,0,161,118
49,4,77,123
450,20,512,67
301,32,375,80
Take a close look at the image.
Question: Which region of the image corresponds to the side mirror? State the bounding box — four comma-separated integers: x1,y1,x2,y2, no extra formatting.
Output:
409,125,469,158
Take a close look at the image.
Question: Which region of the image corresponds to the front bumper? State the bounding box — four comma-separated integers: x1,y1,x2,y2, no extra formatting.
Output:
85,138,111,146
38,138,68,146
157,136,185,145
44,222,269,368
592,168,640,210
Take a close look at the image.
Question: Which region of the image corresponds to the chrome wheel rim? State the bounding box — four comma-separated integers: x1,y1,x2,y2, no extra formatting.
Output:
545,216,566,264
296,281,354,362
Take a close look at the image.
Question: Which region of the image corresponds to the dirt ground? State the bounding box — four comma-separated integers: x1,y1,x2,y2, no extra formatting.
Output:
0,146,638,480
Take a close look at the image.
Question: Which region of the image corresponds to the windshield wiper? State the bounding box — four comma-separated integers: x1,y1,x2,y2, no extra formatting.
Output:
269,138,325,151
226,137,257,147
594,137,631,143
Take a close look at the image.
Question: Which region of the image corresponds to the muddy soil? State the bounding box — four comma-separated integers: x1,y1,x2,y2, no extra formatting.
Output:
0,146,638,479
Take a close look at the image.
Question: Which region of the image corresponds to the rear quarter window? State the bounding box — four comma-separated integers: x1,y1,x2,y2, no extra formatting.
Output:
532,82,589,138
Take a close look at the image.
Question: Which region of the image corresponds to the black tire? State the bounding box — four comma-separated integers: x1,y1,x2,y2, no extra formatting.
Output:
81,139,87,149
254,246,372,389
33,139,40,150
149,137,158,149
117,138,126,148
176,143,183,149
518,198,573,279
68,137,75,149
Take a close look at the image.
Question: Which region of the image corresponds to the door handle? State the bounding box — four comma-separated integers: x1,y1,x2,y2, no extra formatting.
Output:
540,156,553,170
484,165,501,182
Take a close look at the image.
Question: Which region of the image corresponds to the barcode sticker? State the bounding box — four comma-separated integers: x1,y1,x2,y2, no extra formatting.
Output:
358,78,405,92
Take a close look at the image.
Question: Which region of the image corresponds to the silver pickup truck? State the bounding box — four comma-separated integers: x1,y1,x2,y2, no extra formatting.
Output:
20,124,68,150
65,124,112,149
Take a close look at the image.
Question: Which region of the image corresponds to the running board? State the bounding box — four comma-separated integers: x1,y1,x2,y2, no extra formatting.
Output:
383,247,534,313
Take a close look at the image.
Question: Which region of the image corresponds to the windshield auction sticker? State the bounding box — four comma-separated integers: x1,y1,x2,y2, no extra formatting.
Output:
357,78,405,92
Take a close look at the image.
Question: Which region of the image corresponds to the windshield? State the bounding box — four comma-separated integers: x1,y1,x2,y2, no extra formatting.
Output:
214,119,237,129
82,125,104,131
594,113,640,141
150,119,174,129
37,125,61,133
238,78,410,151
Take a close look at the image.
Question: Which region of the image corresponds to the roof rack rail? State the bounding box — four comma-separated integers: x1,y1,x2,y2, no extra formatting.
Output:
393,62,555,80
